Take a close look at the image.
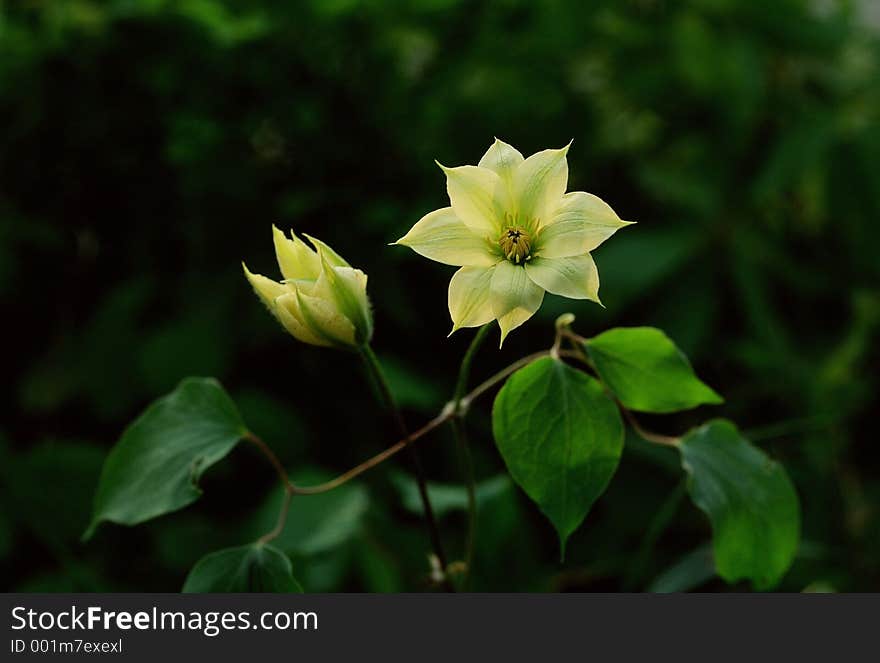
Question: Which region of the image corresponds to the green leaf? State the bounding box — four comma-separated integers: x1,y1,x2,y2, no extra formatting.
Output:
585,326,722,413
84,377,247,539
680,420,800,590
492,357,624,554
182,544,303,593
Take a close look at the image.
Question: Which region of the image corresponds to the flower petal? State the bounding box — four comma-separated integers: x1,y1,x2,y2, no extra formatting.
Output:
293,289,358,347
395,207,498,267
525,254,600,303
438,163,506,235
274,292,335,347
537,192,633,258
243,262,288,309
490,261,545,346
303,233,351,268
448,265,497,333
478,138,524,188
513,144,570,225
273,226,321,280
312,255,373,345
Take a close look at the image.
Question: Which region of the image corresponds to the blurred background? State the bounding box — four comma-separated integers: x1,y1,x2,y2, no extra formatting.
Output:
1,0,878,592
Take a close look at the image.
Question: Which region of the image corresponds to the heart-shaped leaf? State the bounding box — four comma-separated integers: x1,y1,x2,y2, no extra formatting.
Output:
585,326,722,413
182,544,303,592
492,357,623,554
680,419,800,589
84,377,247,539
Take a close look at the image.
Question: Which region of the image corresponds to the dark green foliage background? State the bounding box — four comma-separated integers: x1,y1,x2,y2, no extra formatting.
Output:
1,0,877,591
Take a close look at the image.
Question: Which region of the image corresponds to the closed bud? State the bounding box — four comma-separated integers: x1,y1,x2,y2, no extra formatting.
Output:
243,227,373,349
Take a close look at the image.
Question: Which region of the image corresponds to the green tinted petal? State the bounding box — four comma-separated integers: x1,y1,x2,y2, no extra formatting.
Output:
537,192,633,258
303,233,351,268
243,262,288,309
478,138,524,188
313,255,373,345
513,144,570,224
448,265,497,333
274,292,334,347
294,289,358,347
525,254,600,303
395,207,498,266
272,226,321,280
439,163,505,235
490,261,545,346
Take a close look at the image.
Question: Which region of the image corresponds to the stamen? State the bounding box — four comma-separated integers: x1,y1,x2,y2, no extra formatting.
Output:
499,226,532,264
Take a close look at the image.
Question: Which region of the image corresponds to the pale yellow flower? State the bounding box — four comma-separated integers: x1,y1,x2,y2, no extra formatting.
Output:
243,227,372,349
394,139,633,345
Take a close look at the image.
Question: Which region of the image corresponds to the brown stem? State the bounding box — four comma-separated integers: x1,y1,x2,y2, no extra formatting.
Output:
245,431,291,487
460,350,549,408
291,411,452,495
621,408,682,447
359,344,452,590
257,488,293,544
243,350,552,550
245,432,295,544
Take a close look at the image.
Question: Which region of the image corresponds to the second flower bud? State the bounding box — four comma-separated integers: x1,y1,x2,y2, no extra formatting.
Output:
243,227,373,350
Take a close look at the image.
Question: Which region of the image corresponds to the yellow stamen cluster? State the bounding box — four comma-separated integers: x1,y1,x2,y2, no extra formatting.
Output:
499,227,532,264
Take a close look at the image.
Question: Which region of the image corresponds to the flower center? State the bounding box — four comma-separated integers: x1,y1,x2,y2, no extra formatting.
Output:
499,226,532,264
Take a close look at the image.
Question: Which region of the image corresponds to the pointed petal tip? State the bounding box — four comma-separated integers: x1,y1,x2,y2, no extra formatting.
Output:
242,261,261,280
301,232,319,250
558,138,574,156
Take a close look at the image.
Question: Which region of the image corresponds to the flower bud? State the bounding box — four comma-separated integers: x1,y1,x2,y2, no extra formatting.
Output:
243,227,373,349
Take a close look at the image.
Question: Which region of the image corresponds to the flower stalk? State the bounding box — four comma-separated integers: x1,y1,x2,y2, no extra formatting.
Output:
450,323,492,588
359,344,454,591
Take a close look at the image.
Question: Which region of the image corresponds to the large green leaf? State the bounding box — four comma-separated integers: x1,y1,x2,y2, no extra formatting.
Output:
182,544,303,593
84,377,247,539
680,420,800,589
492,357,624,553
585,326,722,413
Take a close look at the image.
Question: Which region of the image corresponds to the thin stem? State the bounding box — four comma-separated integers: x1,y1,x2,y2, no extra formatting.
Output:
449,419,474,588
621,408,682,448
461,350,549,408
243,350,553,550
244,432,295,545
453,325,492,411
257,489,293,544
450,324,491,589
245,431,291,487
291,411,451,494
359,344,453,591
